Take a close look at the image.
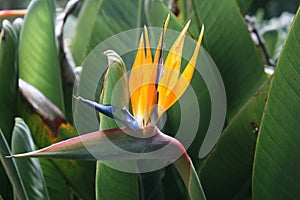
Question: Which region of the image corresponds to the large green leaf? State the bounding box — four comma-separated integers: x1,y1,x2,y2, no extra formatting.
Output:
19,79,95,200
146,0,265,121
0,20,18,142
71,0,144,66
11,118,50,200
189,0,266,119
236,0,254,14
0,20,18,200
252,8,300,199
19,0,64,111
0,129,28,200
70,0,103,65
199,79,270,199
39,158,70,200
96,50,139,200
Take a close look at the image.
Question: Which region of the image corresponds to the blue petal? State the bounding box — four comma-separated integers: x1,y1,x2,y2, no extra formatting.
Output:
74,96,141,130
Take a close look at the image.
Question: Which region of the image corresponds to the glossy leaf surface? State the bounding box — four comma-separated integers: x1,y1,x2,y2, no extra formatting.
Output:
19,0,64,111
11,118,50,200
199,80,270,199
253,8,300,199
0,129,28,200
19,79,95,200
96,50,139,200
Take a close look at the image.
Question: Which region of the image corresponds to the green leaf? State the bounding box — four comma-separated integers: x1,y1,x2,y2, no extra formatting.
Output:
0,20,18,200
39,158,70,200
0,20,18,142
252,8,300,199
236,0,254,14
199,79,270,199
12,18,23,41
189,0,266,119
71,0,144,65
96,50,139,200
140,169,165,200
70,0,103,65
19,0,64,111
162,165,188,200
11,118,50,200
0,129,28,200
174,154,206,200
98,50,130,130
263,30,279,59
145,0,184,30
19,79,95,200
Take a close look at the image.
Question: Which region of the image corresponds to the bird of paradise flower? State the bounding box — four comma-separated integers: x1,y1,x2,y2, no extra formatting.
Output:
75,15,204,130
9,15,206,200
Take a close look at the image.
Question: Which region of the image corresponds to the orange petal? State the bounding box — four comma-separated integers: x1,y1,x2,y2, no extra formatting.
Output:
147,15,170,122
160,24,204,116
153,14,170,65
158,20,191,108
129,33,145,118
137,27,153,125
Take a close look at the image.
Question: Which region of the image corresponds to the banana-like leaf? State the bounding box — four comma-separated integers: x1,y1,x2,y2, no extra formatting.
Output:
39,158,70,200
11,118,50,200
0,20,18,200
70,0,103,65
19,0,65,112
0,20,18,142
0,129,28,200
252,8,300,199
145,0,184,30
71,0,145,65
236,0,254,14
19,79,95,200
96,50,139,200
189,0,266,119
199,79,270,199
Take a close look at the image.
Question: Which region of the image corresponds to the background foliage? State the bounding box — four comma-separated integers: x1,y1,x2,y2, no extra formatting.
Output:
0,0,299,199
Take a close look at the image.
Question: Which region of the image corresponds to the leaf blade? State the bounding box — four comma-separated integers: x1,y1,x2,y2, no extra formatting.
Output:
96,50,139,200
199,79,270,199
19,79,95,200
0,20,18,200
19,0,64,111
0,129,28,200
252,8,300,199
0,20,18,142
11,118,50,200
189,0,266,120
